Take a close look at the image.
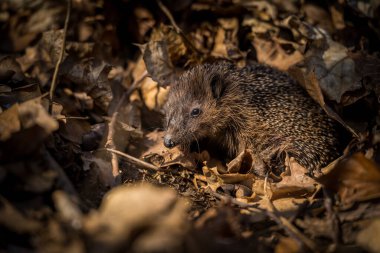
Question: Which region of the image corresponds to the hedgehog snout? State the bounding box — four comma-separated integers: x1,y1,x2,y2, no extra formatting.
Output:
163,134,177,148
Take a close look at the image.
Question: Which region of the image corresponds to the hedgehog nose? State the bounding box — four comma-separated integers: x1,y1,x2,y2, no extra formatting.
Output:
164,135,176,148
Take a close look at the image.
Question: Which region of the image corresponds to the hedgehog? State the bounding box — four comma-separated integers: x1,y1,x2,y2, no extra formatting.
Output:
163,61,343,175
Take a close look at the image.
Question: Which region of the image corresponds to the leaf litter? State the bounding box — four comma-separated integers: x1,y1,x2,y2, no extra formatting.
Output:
1,0,380,252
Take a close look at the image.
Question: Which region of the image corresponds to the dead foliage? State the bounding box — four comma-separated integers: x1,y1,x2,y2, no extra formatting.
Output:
1,0,380,252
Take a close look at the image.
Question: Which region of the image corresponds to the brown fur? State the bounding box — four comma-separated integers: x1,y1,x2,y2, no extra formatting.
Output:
164,61,342,173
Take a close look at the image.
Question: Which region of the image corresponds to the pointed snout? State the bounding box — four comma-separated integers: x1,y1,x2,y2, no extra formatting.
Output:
163,135,177,149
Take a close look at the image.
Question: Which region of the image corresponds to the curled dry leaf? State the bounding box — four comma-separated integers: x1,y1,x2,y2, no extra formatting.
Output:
287,18,362,105
0,98,58,160
317,153,380,208
140,75,169,110
227,149,266,175
270,155,317,200
251,36,304,70
140,25,182,88
0,98,58,140
202,155,255,196
140,131,196,169
84,183,188,253
211,18,244,61
141,39,174,87
243,15,304,70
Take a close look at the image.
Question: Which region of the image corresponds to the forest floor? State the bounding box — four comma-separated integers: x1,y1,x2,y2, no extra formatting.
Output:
1,0,380,252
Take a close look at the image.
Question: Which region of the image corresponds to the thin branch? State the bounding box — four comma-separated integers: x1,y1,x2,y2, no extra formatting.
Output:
105,148,160,172
209,189,261,210
49,0,72,113
157,0,203,57
55,116,90,120
105,112,120,181
104,71,148,185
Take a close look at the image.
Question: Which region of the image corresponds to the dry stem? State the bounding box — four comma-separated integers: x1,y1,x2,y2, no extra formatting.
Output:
106,148,160,172
49,0,72,113
104,71,148,184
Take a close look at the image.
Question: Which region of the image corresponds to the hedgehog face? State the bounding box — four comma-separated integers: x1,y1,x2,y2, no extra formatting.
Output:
163,64,229,151
163,85,219,151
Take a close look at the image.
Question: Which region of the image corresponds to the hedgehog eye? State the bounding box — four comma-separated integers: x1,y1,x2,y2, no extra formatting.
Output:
190,108,201,117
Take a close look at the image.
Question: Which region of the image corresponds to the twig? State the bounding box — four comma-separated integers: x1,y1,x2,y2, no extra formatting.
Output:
156,0,203,57
104,72,148,185
105,112,120,182
210,190,261,209
105,148,160,171
49,0,72,113
263,175,319,252
55,116,90,120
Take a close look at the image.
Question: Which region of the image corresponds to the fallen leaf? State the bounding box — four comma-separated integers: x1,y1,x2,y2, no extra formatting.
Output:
275,236,301,253
356,219,380,253
271,155,318,200
0,104,20,141
140,131,196,169
318,153,380,208
84,183,188,253
287,19,362,105
0,98,58,161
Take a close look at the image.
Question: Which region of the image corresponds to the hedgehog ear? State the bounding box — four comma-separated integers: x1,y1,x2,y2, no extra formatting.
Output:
210,75,226,99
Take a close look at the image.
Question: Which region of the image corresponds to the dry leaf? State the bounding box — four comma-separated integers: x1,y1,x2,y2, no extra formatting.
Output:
140,131,196,169
270,155,318,200
275,236,301,253
318,153,380,207
84,183,188,253
356,219,380,253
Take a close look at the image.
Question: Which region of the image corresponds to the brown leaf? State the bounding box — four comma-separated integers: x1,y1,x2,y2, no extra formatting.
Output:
84,183,188,253
58,118,91,144
275,237,301,253
318,153,380,207
356,219,380,253
140,131,196,169
141,24,199,87
211,18,244,61
0,98,58,161
252,37,304,70
39,29,67,65
60,57,113,111
288,23,362,105
140,40,175,87
0,104,20,141
270,155,318,200
227,149,267,175
289,62,358,137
